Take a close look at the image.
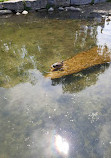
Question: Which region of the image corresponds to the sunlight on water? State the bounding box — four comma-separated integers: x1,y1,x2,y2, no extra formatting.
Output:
55,135,69,155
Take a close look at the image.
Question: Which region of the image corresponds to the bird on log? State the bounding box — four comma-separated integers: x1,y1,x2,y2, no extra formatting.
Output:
51,61,64,71
46,47,111,79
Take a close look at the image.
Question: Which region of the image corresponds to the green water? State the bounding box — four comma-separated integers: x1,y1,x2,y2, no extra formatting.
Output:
0,13,111,158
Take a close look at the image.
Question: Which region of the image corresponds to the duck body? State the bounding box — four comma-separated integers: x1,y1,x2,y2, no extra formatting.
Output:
51,61,64,71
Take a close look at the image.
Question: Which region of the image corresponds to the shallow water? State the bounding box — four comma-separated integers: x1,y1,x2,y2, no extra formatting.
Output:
0,13,111,158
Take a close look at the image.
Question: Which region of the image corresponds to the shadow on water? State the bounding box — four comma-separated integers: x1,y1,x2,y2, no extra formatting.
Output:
35,10,85,20
0,10,104,21
51,63,110,93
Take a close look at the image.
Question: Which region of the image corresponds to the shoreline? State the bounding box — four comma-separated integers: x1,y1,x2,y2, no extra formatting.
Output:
0,1,111,21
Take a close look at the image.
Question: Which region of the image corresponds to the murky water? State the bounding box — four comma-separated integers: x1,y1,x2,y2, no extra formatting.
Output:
0,13,111,158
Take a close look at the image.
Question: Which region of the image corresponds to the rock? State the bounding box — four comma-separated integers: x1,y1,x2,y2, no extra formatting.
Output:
16,12,20,15
94,17,103,23
71,0,92,5
65,7,70,11
65,6,81,12
47,0,70,6
40,0,47,8
22,10,28,15
2,1,24,12
0,10,13,15
1,0,47,12
25,0,40,11
73,7,82,12
48,7,54,12
58,7,64,11
25,0,47,10
56,0,70,6
87,12,102,19
47,0,56,5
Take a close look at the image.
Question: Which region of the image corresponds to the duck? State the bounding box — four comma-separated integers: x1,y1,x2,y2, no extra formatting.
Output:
51,61,64,71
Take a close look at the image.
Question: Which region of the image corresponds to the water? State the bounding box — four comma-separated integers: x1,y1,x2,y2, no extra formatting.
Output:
0,13,111,158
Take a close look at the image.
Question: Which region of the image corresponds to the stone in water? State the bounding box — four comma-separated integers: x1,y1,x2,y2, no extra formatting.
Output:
22,10,28,15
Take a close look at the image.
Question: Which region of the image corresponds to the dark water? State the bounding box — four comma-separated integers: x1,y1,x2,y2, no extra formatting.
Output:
0,13,111,158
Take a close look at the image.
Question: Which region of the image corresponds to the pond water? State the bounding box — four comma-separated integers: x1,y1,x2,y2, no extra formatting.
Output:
0,13,111,158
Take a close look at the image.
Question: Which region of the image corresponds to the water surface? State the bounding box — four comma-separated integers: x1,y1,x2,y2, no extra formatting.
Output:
0,13,111,158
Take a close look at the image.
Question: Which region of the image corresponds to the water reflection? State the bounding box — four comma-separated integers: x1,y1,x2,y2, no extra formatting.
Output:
97,18,111,50
0,14,111,158
55,134,69,155
52,63,110,93
0,17,99,88
1,66,111,158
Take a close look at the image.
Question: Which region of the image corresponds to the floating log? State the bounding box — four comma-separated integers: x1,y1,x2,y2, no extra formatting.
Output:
46,47,111,79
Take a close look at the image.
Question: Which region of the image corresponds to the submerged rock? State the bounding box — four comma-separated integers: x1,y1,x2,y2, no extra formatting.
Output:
0,10,13,15
22,10,28,15
87,12,102,19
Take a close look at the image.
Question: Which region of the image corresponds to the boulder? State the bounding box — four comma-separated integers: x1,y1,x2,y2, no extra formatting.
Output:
1,0,47,12
56,0,70,6
25,0,40,10
47,0,56,5
58,7,64,11
40,0,47,8
22,10,28,14
0,9,13,15
2,1,24,12
47,0,70,6
71,0,92,5
24,0,47,11
48,7,54,12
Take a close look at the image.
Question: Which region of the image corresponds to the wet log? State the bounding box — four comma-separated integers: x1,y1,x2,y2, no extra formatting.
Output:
46,47,111,79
